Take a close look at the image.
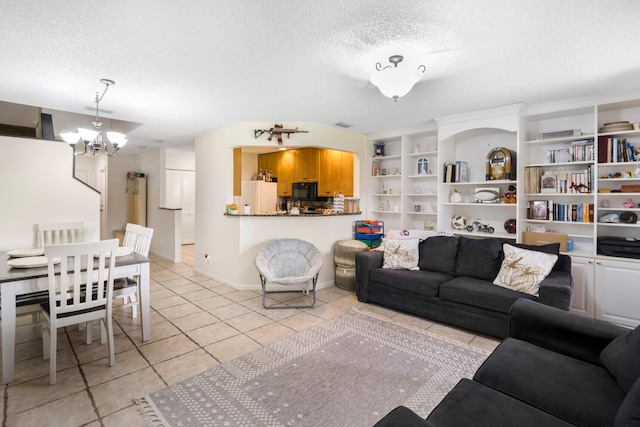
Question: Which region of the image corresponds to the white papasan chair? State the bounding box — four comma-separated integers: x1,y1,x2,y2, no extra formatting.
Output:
254,239,323,309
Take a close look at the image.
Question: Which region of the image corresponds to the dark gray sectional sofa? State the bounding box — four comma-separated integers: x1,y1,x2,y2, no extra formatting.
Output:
373,298,640,427
355,235,573,338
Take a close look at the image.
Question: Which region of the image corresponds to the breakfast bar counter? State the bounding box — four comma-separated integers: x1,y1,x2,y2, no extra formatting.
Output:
203,213,365,292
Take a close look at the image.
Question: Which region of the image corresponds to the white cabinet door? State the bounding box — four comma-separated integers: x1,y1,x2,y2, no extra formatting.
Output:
595,258,640,327
569,256,594,317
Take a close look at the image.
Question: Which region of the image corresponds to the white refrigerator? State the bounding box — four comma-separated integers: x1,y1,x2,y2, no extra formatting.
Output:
240,181,278,215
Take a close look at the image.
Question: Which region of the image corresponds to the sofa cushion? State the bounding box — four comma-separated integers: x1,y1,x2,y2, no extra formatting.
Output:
475,338,626,427
373,406,431,427
493,244,558,296
512,242,560,254
383,238,420,270
426,379,574,427
615,377,640,426
600,323,640,393
440,276,536,314
418,235,459,275
454,237,503,281
369,268,450,298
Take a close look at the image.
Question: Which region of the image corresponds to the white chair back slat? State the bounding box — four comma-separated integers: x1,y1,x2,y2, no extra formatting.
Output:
38,222,83,247
45,239,118,316
123,223,154,257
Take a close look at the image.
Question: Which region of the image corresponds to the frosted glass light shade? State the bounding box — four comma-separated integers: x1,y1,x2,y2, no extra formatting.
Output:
370,67,424,100
60,132,80,145
107,131,127,147
78,128,99,142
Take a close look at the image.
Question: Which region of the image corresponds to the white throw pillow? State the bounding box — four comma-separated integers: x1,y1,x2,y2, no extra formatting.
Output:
383,238,420,270
493,244,558,296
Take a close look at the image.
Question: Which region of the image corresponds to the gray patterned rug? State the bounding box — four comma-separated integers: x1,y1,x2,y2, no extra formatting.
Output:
137,309,489,427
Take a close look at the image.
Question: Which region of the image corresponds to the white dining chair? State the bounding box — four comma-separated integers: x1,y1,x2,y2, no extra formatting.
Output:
9,222,85,327
41,238,119,385
37,222,83,247
113,223,154,318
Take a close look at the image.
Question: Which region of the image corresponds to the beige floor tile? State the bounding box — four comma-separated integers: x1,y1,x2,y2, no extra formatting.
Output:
186,322,240,347
469,335,501,353
278,312,325,331
83,348,150,387
316,288,350,303
11,346,77,384
91,367,165,417
129,320,181,345
139,334,199,365
8,366,86,413
150,294,188,310
102,404,148,427
391,312,435,331
157,302,203,321
9,390,97,427
194,295,234,310
245,322,296,346
171,311,218,332
204,334,262,363
358,303,400,319
225,290,261,302
154,348,220,385
329,294,362,309
163,277,197,288
208,302,253,320
258,306,300,321
427,323,476,344
306,303,348,320
149,287,175,300
181,288,217,302
225,312,272,333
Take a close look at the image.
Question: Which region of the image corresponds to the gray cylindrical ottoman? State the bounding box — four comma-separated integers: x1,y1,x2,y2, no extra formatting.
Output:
334,240,368,291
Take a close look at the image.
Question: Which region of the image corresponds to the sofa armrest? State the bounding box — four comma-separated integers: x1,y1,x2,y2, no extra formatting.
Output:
537,270,573,311
355,250,383,302
509,298,629,365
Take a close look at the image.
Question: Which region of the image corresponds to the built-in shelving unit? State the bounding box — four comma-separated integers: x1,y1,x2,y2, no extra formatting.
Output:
367,124,439,230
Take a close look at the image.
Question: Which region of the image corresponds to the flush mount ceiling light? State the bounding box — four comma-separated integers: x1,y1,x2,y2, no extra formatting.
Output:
60,79,127,156
370,55,425,101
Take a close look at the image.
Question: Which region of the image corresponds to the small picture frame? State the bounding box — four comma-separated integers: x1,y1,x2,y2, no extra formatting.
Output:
417,157,429,175
541,170,556,194
529,200,549,220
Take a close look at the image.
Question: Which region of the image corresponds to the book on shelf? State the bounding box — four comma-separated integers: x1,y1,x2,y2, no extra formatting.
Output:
444,163,456,183
550,202,593,222
455,161,468,182
599,136,636,163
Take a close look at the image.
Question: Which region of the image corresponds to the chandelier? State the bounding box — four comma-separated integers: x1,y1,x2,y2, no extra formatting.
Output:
370,55,425,101
60,79,127,156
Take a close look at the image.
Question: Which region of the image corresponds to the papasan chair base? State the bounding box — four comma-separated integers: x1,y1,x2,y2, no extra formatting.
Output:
259,275,318,309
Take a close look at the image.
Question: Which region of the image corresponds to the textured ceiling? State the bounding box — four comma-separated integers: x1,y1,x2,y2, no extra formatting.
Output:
1,0,640,153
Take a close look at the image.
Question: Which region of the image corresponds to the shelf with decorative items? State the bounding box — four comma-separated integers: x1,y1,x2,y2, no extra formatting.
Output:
367,123,438,231
435,105,522,239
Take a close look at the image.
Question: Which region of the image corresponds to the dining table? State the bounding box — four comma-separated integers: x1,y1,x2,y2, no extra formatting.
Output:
0,250,151,384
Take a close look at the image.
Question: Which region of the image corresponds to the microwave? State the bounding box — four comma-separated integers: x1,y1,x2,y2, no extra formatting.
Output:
292,182,318,200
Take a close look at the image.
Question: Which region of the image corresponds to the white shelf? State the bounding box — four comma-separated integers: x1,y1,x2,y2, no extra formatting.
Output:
442,202,516,207
406,174,438,179
372,193,402,197
407,212,437,216
371,155,402,161
524,192,593,196
371,174,402,178
525,134,596,145
407,151,438,158
527,161,594,168
442,180,517,186
371,210,401,214
406,193,437,197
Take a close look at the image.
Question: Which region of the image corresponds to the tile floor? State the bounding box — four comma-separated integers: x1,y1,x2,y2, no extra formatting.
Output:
1,245,500,427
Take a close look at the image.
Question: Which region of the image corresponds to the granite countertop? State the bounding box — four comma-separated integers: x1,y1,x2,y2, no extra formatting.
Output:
224,212,362,217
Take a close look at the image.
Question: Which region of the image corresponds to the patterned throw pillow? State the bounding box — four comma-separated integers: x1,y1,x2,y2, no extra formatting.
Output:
493,244,558,296
382,239,420,270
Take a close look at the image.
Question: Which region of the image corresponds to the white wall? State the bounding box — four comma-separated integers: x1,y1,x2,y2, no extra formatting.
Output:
195,122,367,288
0,136,100,249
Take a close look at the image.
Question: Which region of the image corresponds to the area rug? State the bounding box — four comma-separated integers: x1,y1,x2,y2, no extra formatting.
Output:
137,309,490,427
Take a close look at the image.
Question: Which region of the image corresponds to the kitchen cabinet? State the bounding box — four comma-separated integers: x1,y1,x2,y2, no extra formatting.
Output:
277,150,294,197
318,149,354,197
258,152,279,178
293,148,319,182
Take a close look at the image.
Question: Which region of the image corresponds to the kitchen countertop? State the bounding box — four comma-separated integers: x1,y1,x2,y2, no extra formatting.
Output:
224,212,362,217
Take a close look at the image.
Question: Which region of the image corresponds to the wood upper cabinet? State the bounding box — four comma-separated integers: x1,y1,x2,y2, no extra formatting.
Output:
277,150,294,196
259,148,353,197
318,149,354,197
293,148,319,182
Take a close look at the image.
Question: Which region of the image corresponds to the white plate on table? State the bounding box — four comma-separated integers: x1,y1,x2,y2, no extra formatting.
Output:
7,256,61,269
95,246,135,258
7,248,44,258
